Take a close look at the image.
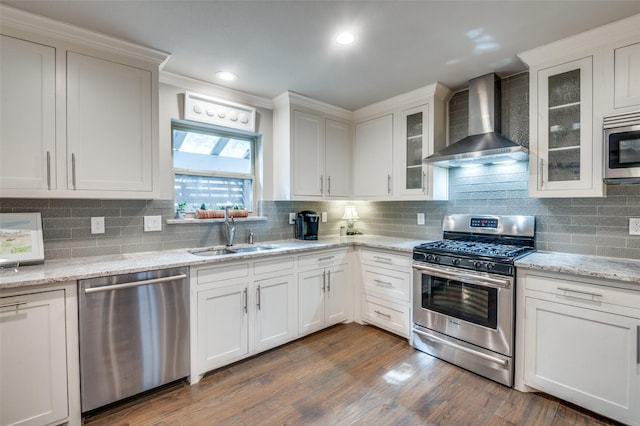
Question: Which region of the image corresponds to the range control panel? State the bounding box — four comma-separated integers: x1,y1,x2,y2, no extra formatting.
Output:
184,91,256,132
470,217,498,229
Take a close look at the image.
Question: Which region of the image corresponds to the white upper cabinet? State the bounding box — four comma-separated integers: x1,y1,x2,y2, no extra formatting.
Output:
272,92,352,200
353,115,394,198
0,5,168,199
67,52,153,192
0,35,56,192
614,42,640,110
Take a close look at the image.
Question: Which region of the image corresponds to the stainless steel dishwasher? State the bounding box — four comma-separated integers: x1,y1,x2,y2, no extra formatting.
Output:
78,267,189,413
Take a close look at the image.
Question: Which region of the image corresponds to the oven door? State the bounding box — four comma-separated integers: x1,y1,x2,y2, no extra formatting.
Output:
412,262,514,357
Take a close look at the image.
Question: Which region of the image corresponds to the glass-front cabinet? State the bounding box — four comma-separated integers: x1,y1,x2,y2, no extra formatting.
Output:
531,56,600,197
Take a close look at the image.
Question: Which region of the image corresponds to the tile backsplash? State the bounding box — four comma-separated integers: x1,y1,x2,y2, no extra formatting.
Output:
2,72,639,261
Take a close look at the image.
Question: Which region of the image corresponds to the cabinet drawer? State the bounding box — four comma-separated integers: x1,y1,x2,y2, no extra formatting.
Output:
362,266,410,302
360,249,411,269
196,262,249,286
254,256,294,276
361,294,410,337
298,249,348,269
522,271,640,311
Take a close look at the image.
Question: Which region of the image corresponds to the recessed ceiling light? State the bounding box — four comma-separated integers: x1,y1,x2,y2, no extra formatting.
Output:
336,32,355,45
216,71,238,81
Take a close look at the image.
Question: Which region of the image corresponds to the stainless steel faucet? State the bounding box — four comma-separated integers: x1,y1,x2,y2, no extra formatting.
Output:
224,206,236,246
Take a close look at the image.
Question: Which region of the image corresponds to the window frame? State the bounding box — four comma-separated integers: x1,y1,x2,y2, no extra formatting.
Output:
171,119,261,213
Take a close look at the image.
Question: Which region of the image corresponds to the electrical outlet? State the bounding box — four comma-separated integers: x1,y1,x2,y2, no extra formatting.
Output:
630,218,640,235
144,215,162,232
321,212,327,223
90,217,105,234
417,213,425,225
289,212,296,225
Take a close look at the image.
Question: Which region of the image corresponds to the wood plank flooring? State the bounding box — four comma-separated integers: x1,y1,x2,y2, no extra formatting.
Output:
84,323,622,426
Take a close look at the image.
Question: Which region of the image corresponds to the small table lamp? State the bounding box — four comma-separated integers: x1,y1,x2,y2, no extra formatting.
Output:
342,206,359,235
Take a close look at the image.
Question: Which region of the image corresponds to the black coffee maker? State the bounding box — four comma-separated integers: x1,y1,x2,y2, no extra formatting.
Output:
295,210,319,240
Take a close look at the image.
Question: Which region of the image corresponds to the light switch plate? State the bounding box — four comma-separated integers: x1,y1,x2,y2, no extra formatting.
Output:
289,213,296,225
90,217,105,234
321,212,327,223
630,218,640,235
417,213,425,225
144,215,162,232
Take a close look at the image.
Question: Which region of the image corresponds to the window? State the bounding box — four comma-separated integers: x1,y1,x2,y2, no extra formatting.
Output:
172,120,257,212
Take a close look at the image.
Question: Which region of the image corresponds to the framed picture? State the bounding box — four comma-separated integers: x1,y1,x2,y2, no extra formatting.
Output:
0,213,45,265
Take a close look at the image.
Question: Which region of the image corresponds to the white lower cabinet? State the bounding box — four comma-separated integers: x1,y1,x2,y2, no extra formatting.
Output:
297,249,349,336
517,269,640,425
191,256,296,383
358,249,412,338
0,283,80,426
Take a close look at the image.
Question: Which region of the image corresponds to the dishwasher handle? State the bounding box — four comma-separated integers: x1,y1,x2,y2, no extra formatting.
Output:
83,274,187,294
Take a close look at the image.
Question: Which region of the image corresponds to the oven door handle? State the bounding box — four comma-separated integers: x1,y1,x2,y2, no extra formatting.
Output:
412,263,512,289
412,327,508,368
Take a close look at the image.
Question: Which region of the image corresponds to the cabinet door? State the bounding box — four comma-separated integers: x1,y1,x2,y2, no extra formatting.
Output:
0,35,56,192
325,264,349,326
532,57,597,196
614,42,640,110
325,119,351,198
254,274,296,352
67,52,152,192
197,283,249,372
354,115,393,197
298,268,325,335
1,290,68,426
399,105,429,196
292,110,324,197
524,297,640,424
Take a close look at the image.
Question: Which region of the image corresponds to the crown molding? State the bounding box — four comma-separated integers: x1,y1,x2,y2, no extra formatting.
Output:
272,91,353,121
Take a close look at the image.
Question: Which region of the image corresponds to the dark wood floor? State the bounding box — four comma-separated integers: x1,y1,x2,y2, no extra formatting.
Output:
84,323,622,426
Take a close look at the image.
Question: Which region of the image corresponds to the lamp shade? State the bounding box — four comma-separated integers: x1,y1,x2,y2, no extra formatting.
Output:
342,206,359,221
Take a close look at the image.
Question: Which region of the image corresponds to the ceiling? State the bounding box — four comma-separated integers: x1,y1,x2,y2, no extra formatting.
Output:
3,0,640,111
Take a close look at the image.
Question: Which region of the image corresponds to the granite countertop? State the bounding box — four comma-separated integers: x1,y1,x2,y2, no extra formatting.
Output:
515,251,640,285
0,235,425,290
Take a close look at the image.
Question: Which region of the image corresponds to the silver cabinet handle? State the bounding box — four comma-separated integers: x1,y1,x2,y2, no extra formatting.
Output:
327,176,331,196
413,327,508,368
539,158,544,188
387,174,392,194
318,256,335,262
637,325,640,365
243,287,248,313
256,285,261,310
0,301,27,309
83,274,187,294
557,287,603,300
72,153,77,190
322,271,326,292
373,256,393,264
327,270,331,292
374,310,391,319
320,174,324,195
422,171,426,193
46,151,51,190
374,279,393,287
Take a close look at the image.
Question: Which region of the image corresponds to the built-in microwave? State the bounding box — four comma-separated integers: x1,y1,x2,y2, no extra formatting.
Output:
604,113,640,184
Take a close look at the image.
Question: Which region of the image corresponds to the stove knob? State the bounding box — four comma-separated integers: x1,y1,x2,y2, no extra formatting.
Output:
451,258,460,266
426,254,433,262
474,261,483,269
434,256,441,264
486,263,494,271
420,253,428,261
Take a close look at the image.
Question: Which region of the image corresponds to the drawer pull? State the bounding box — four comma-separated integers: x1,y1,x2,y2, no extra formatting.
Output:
557,287,603,299
318,256,335,262
374,279,393,287
373,256,393,264
374,310,391,319
637,325,639,365
0,301,27,309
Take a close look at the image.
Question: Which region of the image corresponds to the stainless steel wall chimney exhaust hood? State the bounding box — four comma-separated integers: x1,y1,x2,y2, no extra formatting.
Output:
424,73,528,168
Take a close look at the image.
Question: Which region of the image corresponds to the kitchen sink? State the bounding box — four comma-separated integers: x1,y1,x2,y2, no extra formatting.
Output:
188,245,277,257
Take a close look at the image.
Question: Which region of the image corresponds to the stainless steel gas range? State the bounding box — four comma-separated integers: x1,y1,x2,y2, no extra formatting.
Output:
411,214,535,386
